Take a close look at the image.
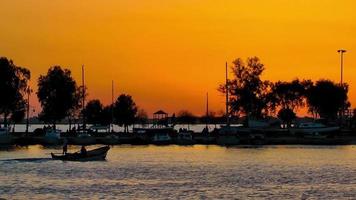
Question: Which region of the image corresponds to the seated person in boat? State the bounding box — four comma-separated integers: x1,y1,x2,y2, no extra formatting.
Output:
80,145,87,156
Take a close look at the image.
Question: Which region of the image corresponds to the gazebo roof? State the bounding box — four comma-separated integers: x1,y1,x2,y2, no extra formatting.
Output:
154,110,167,115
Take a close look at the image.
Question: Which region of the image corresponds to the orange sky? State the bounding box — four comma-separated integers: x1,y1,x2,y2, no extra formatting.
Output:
1,0,355,117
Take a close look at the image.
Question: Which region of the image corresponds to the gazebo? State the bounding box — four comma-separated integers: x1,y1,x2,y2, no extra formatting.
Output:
153,110,168,127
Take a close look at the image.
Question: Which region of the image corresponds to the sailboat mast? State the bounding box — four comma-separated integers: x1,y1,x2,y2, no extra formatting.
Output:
206,92,209,128
111,80,114,132
82,65,86,130
225,62,230,126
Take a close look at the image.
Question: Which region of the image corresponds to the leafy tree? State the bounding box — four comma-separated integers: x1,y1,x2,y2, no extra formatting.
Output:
306,80,349,121
0,57,30,127
83,99,104,125
270,80,307,111
101,105,114,126
220,57,271,125
113,94,138,132
37,66,81,129
277,108,296,128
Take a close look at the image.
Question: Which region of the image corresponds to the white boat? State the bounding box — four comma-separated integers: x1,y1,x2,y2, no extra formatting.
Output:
43,129,61,144
0,127,12,145
152,133,172,145
290,122,339,135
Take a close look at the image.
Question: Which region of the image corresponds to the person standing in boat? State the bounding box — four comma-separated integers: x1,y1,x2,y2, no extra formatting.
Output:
80,145,87,156
62,138,68,155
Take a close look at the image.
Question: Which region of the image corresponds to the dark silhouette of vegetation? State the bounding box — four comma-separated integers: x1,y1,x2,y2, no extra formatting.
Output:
220,57,271,126
269,79,311,126
113,94,138,132
101,105,113,126
37,66,81,129
0,57,30,127
269,79,310,112
277,108,296,127
83,99,107,125
220,57,352,127
306,80,349,121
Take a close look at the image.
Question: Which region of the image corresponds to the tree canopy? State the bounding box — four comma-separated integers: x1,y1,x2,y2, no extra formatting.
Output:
83,99,104,125
37,66,81,127
113,94,138,132
0,57,30,126
306,80,349,120
221,57,271,121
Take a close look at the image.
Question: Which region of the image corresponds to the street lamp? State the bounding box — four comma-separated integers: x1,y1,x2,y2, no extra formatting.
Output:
337,49,346,85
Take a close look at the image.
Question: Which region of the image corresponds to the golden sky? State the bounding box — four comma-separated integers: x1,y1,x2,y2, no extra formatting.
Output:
1,0,355,116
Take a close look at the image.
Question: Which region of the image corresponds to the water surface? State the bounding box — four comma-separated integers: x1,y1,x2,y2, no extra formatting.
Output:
1,145,356,199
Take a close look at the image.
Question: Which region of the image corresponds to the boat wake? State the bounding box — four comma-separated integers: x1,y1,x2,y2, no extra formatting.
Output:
0,158,53,163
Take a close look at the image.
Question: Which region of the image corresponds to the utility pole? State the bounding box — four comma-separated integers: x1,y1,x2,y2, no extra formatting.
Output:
337,49,347,125
111,80,114,132
82,65,86,131
206,92,209,128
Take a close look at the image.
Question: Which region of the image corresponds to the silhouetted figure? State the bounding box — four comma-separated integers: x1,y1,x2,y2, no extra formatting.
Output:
202,127,209,134
62,138,68,155
80,145,87,156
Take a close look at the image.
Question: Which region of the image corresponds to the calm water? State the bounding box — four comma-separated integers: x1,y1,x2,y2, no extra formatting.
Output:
1,145,356,199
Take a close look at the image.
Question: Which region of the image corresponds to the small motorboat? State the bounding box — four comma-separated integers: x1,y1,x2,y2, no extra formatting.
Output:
51,146,110,161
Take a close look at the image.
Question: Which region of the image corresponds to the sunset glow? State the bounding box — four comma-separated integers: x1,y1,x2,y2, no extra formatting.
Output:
1,0,355,116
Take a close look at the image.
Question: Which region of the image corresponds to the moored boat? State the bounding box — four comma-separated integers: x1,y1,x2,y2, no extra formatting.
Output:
70,132,96,145
43,129,61,145
51,146,110,161
176,131,195,145
0,127,12,145
152,132,172,145
290,122,339,135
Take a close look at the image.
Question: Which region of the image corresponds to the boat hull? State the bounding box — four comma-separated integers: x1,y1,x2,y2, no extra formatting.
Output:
51,146,110,161
0,135,12,145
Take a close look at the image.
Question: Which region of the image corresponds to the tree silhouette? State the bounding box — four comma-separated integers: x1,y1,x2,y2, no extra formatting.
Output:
306,80,349,121
10,100,26,131
37,66,80,129
277,108,296,128
269,79,307,111
113,94,138,132
0,57,30,127
220,57,271,125
83,99,104,125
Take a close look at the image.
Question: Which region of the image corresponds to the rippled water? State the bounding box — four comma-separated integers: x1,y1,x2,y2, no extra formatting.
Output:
1,145,356,199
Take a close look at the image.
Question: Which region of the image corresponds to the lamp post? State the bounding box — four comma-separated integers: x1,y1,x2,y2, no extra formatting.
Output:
337,49,347,125
337,49,346,85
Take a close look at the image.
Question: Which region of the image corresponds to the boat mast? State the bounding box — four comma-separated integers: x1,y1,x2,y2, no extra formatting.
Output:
25,86,32,133
82,65,86,131
111,80,114,132
206,92,209,128
225,62,230,126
